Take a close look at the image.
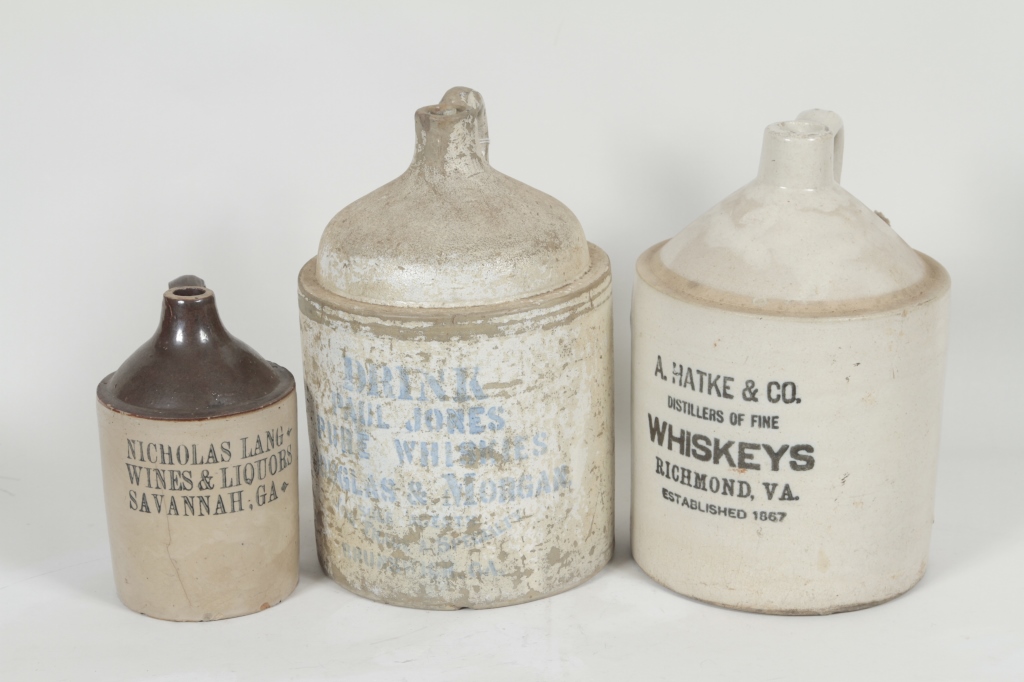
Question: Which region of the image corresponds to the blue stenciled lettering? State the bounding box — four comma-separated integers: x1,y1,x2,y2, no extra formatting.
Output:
404,405,506,433
338,357,489,403
437,466,572,508
394,433,551,468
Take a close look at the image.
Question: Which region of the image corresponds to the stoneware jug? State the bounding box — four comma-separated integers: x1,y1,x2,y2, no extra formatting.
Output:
299,87,614,609
96,276,299,621
631,111,950,614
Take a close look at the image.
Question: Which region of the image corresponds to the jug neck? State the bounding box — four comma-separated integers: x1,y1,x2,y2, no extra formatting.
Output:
156,282,231,352
756,120,839,190
410,87,490,179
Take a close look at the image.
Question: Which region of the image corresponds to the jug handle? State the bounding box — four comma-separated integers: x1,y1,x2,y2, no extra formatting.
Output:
797,109,844,184
439,87,490,163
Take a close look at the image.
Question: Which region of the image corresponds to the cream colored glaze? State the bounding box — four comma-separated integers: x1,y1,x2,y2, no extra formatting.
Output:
630,110,951,614
659,116,927,304
97,392,299,621
632,261,949,614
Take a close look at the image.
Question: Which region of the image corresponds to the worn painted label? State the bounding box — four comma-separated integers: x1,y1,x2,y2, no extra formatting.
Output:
300,265,613,609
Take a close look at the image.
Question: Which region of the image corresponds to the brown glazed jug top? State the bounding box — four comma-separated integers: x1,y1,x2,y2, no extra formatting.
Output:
97,276,294,420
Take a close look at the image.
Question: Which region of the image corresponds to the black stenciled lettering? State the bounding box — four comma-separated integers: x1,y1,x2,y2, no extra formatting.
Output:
737,442,762,470
648,414,668,446
125,463,143,486
789,444,815,471
691,434,712,461
722,376,735,400
763,443,788,471
648,416,815,475
712,439,735,466
666,425,686,454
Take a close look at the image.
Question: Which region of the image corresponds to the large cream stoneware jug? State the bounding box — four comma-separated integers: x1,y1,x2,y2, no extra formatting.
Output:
299,87,614,609
631,111,950,614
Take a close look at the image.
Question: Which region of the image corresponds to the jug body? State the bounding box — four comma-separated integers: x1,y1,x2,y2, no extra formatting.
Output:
300,88,614,609
630,113,950,614
97,278,299,621
632,249,949,614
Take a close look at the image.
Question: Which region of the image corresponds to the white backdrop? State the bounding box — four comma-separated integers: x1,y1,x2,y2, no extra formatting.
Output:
2,1,1022,679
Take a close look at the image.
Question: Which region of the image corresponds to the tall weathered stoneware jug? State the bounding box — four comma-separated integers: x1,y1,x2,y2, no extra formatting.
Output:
299,87,614,609
96,276,299,621
631,111,950,614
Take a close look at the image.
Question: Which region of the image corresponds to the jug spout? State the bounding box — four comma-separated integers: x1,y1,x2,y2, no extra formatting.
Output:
412,87,490,178
756,109,844,190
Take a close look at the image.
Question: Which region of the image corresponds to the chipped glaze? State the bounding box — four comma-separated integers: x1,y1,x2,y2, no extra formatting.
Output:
315,88,590,308
631,111,951,614
299,88,614,609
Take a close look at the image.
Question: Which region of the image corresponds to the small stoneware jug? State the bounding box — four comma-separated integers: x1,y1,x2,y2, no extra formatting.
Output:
631,111,950,614
96,276,299,620
299,87,614,609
